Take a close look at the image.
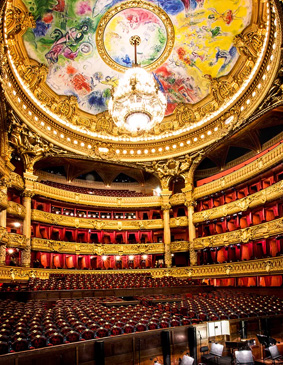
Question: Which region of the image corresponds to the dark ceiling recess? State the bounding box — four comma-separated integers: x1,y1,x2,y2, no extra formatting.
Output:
78,171,103,182
225,146,251,164
197,157,218,170
258,125,283,145
42,166,66,177
114,173,137,183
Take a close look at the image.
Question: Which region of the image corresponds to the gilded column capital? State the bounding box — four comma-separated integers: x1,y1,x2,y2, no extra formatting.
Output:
161,203,171,211
22,190,34,198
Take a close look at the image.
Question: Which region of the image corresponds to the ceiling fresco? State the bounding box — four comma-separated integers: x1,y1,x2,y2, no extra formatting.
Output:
22,0,252,116
2,0,279,161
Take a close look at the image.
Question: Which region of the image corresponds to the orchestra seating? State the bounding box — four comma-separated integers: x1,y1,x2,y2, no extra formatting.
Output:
0,290,282,355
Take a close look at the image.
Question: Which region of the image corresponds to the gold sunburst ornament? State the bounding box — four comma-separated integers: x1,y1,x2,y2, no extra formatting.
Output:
108,35,167,133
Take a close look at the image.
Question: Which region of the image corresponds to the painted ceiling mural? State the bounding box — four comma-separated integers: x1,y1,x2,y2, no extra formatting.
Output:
22,0,252,117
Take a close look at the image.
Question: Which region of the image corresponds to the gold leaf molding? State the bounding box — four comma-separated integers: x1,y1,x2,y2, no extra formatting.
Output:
193,217,283,249
193,180,283,223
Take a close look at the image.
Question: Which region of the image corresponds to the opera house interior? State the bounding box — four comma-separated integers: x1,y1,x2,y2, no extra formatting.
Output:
0,0,283,363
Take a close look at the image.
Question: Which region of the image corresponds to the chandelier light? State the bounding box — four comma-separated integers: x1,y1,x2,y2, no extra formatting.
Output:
108,35,167,133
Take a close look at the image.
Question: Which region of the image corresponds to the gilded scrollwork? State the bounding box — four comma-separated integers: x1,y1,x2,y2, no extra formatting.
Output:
7,201,26,218
194,217,283,250
5,1,35,39
9,172,24,190
193,180,283,223
31,238,166,255
0,191,8,211
8,112,67,171
18,63,48,92
7,233,27,249
194,142,283,199
0,227,8,244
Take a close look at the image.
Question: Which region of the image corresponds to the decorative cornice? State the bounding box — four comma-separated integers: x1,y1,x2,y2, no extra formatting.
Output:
33,182,161,208
0,256,282,281
31,238,164,255
0,227,8,244
7,201,26,218
193,217,283,249
194,142,283,199
31,209,188,230
8,172,24,190
0,191,8,211
171,241,190,253
193,180,283,223
31,238,189,255
7,233,27,249
170,193,185,207
170,216,188,228
31,210,163,230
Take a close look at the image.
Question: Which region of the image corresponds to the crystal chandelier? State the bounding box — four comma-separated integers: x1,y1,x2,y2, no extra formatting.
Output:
108,35,167,133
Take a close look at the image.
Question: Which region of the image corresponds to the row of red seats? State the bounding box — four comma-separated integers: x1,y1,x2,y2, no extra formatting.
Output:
0,291,282,354
25,274,192,291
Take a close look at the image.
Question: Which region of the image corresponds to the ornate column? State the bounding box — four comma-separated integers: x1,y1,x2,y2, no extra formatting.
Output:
21,171,37,267
0,179,8,265
161,190,172,268
183,178,197,266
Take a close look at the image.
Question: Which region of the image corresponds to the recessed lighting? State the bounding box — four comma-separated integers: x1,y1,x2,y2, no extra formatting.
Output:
144,149,148,154
158,147,163,152
74,140,78,144
193,137,197,142
137,150,141,154
81,142,85,147
207,130,211,135
173,144,176,149
123,150,127,154
180,142,184,147
130,150,134,154
151,148,155,153
116,149,120,154
165,146,169,150
60,134,64,138
187,140,191,144
201,134,204,139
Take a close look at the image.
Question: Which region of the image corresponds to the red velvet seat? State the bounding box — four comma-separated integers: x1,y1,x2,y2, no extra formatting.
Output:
123,324,134,334
31,335,47,349
96,327,109,338
111,326,122,336
12,338,29,352
65,331,80,343
48,333,64,346
81,329,95,340
135,323,146,332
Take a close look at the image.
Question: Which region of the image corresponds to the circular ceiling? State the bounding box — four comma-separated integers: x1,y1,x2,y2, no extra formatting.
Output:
2,0,281,161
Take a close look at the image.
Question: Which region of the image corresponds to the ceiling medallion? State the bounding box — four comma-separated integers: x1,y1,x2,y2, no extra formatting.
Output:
108,35,167,133
96,0,175,73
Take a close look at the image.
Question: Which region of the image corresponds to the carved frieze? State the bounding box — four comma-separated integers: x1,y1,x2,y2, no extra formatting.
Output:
194,143,283,199
0,227,8,244
7,233,27,249
31,210,163,230
170,193,185,206
7,201,26,218
33,182,161,208
0,191,8,211
31,238,165,255
193,217,283,249
193,180,283,223
170,216,188,228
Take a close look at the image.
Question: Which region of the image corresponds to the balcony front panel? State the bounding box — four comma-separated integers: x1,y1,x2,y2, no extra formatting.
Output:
0,191,8,211
1,256,282,281
7,233,27,249
7,201,26,219
193,217,283,249
194,142,283,199
193,180,283,223
33,182,162,208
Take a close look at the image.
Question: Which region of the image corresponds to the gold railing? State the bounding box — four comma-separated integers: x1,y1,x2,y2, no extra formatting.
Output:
31,238,190,255
7,233,27,249
193,217,283,249
193,142,283,199
31,209,188,230
0,256,282,281
33,182,161,208
193,180,283,223
7,201,26,219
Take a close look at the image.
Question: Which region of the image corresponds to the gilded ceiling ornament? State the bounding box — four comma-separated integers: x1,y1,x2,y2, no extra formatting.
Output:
18,63,48,92
96,0,175,73
5,2,35,39
8,112,67,171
